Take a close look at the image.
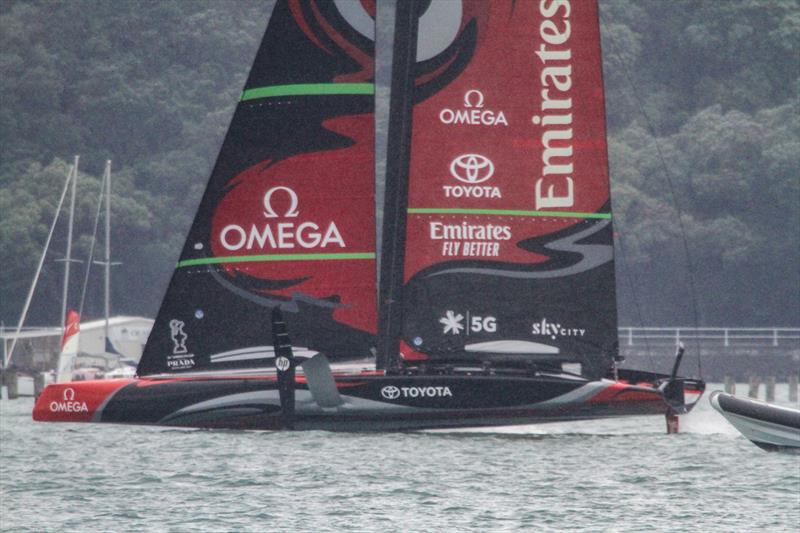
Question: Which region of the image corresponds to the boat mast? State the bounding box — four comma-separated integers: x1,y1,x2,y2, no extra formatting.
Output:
6,163,75,367
60,155,80,333
93,160,119,345
103,160,111,341
376,0,422,370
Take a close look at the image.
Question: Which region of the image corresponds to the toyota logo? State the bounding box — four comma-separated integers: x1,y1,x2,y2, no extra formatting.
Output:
381,385,401,400
450,154,495,184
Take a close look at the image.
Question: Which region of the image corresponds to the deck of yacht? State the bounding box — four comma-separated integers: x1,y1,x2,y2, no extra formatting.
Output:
142,358,378,380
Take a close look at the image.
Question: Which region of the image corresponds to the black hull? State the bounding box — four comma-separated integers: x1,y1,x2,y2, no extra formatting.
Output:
34,371,704,431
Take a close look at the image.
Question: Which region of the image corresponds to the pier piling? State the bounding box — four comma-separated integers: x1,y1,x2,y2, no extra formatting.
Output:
4,371,19,400
789,374,798,403
724,376,736,394
748,377,761,399
765,377,775,402
34,373,46,399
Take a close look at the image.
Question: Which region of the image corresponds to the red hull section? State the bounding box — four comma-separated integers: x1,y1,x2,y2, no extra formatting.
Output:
33,380,133,423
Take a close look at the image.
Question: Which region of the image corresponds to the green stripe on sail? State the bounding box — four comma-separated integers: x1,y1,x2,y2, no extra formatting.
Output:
407,207,612,219
241,83,375,101
177,252,375,269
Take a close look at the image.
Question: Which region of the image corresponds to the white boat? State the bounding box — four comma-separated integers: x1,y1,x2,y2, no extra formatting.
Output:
710,391,800,452
101,360,137,380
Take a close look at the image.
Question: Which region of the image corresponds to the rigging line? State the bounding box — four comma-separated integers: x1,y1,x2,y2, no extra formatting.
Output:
600,12,703,378
615,230,655,372
6,164,74,367
78,172,106,317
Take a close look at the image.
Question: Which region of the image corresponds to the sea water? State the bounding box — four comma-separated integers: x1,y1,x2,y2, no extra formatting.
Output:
1,385,798,533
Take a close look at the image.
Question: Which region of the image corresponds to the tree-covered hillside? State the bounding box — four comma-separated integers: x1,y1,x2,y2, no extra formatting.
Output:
1,0,268,323
1,0,798,327
600,0,799,325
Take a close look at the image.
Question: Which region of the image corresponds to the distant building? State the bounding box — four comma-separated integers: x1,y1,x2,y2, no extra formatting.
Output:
1,316,153,371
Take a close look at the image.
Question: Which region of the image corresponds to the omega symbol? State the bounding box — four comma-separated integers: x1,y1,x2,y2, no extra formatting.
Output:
463,90,485,108
449,154,495,184
263,186,299,218
63,388,76,401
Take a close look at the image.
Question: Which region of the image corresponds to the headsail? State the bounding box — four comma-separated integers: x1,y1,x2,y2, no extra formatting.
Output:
138,0,377,375
380,0,617,378
56,310,80,383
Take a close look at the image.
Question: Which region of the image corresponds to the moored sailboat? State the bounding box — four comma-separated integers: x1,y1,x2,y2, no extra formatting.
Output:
33,0,704,431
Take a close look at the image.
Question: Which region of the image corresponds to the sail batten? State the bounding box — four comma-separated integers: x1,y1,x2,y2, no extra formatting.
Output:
241,82,375,101
177,253,376,268
407,208,611,219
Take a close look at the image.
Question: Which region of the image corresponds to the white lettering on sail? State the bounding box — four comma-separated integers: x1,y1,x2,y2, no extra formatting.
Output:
220,186,346,251
430,221,511,258
442,185,502,199
532,317,586,339
221,225,247,250
533,0,575,210
444,153,503,199
440,310,497,335
263,186,299,218
430,222,511,241
439,90,509,127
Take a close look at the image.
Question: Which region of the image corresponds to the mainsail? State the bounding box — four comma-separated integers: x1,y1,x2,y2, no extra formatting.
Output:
137,0,377,375
380,0,617,378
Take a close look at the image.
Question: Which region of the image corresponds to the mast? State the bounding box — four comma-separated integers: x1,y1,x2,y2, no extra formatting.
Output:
60,155,79,333
103,160,111,341
376,0,423,370
6,163,74,367
92,160,120,347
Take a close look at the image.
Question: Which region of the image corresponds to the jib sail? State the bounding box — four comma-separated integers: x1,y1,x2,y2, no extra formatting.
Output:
138,0,377,375
380,0,617,378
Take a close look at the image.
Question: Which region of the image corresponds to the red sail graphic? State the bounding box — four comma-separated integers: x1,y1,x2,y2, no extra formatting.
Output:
405,0,609,278
210,115,375,333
